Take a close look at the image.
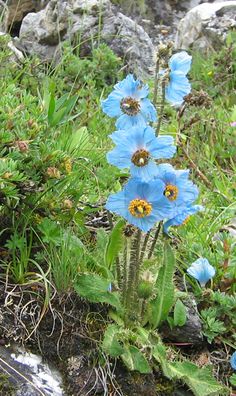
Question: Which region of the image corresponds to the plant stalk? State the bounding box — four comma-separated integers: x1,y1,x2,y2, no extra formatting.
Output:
148,222,162,259
156,80,166,136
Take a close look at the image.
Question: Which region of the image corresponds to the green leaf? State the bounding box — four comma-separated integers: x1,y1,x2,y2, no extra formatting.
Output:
149,243,175,328
104,219,125,269
166,362,228,396
121,345,152,374
74,273,121,309
153,345,228,396
102,324,124,357
174,299,187,327
230,373,236,387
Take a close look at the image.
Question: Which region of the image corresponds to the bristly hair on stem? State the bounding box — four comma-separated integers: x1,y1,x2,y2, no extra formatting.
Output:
148,221,162,259
156,80,166,137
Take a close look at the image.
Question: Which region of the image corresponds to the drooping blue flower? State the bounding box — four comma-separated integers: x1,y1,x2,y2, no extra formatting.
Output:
155,163,198,214
163,204,203,234
230,352,236,370
101,74,157,129
187,258,216,287
106,178,174,233
107,126,176,181
165,51,192,106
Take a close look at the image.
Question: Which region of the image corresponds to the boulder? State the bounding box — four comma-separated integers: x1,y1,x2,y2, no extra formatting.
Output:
175,1,236,52
17,0,155,77
2,0,49,29
0,0,8,32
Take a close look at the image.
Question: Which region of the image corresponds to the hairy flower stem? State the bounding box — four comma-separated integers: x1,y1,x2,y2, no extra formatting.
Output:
124,230,142,322
140,231,150,263
153,57,160,107
116,257,122,289
156,80,166,136
148,222,162,259
122,238,129,304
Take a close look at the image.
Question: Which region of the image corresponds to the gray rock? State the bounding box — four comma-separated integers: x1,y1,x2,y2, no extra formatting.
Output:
175,1,236,52
0,0,8,32
161,296,203,345
17,0,154,77
2,0,49,29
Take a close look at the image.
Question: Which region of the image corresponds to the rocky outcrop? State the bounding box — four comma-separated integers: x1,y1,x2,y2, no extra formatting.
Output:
2,0,49,30
175,1,236,52
0,0,8,32
17,0,155,77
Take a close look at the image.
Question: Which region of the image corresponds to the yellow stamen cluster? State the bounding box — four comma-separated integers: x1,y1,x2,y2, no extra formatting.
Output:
120,96,140,116
164,184,178,201
128,199,152,218
131,149,150,167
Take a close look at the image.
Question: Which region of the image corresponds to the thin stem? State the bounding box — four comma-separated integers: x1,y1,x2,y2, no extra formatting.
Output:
122,238,129,304
116,257,122,289
148,222,162,259
140,231,150,263
124,230,142,322
153,57,160,107
107,210,113,230
156,80,166,136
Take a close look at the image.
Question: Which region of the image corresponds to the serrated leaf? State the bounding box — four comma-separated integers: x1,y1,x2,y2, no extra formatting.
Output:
149,243,175,328
121,345,152,374
105,219,125,269
102,324,124,357
74,273,121,309
153,347,228,396
174,299,187,327
166,362,229,396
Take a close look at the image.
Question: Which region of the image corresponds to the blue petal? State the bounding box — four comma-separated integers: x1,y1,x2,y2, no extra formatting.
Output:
166,72,191,106
130,161,159,181
114,74,138,96
140,98,157,122
106,190,128,217
101,91,123,117
187,258,215,287
163,204,203,234
169,51,192,75
116,114,146,130
230,352,236,370
107,147,132,169
149,135,176,159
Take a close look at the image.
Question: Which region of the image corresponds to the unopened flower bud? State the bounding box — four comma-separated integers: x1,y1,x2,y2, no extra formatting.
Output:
64,158,72,174
137,280,153,299
46,167,61,179
63,199,73,209
16,140,29,153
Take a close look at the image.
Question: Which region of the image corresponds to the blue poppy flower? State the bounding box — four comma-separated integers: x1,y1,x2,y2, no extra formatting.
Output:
187,258,216,287
230,352,236,370
106,178,174,233
165,51,192,106
155,163,198,213
101,74,157,129
163,204,203,234
107,127,176,181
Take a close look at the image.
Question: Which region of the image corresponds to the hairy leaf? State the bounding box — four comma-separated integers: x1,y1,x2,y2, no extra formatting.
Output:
74,273,121,309
105,219,125,269
174,299,187,327
153,345,228,396
149,243,175,328
121,345,152,374
102,324,124,357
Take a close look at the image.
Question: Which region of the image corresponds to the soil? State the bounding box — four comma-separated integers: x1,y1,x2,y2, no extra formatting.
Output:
0,282,195,395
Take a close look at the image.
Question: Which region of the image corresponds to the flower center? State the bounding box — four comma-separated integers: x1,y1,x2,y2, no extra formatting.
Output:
164,184,178,201
128,199,152,218
131,149,150,167
120,97,140,116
